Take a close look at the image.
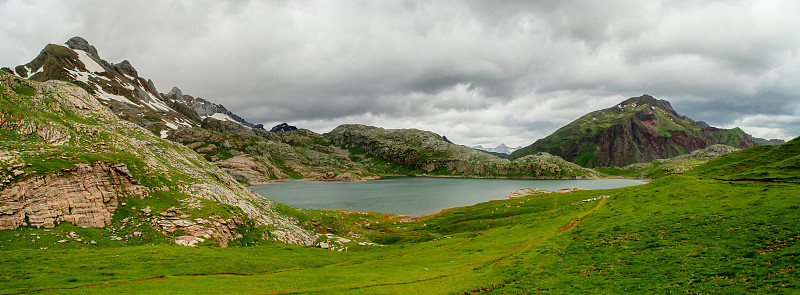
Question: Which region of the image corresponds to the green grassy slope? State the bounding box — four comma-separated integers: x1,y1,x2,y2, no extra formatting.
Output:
690,137,800,183
2,138,798,293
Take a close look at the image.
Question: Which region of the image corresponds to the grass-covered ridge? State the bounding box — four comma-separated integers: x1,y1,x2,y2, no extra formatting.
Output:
3,136,797,293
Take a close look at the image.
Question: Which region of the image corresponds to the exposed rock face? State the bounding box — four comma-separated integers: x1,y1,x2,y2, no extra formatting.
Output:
216,155,289,185
113,60,138,77
271,123,298,132
0,162,141,230
511,95,757,167
65,36,99,59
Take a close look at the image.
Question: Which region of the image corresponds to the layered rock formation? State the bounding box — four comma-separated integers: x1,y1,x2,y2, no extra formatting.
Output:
0,162,140,230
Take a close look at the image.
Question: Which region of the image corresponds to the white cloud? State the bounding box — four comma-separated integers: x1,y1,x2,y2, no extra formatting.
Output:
1,0,798,145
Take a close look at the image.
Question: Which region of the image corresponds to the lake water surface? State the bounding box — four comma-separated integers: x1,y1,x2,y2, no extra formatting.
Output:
249,177,645,217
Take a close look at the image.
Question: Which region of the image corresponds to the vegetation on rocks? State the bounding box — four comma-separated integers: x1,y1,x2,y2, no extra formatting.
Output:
326,124,601,179
169,121,375,184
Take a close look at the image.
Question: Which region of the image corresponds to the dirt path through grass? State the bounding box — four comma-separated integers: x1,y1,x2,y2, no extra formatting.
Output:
559,197,606,232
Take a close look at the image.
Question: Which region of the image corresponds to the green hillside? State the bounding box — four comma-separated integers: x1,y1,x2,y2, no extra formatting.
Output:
3,124,797,293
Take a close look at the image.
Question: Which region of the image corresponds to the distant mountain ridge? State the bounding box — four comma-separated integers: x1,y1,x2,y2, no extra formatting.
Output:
510,95,758,167
165,86,263,129
471,143,522,155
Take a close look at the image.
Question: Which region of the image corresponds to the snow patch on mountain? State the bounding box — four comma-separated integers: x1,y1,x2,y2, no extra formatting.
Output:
94,90,135,105
140,91,172,112
471,143,522,154
203,112,242,125
74,49,105,73
165,121,179,129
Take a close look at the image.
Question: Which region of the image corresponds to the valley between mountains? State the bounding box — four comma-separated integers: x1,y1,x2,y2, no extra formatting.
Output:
0,38,797,294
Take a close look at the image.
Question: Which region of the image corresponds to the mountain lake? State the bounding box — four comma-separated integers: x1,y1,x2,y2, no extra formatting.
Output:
249,177,646,217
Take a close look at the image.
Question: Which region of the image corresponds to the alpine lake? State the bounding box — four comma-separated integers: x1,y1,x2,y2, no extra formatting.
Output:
249,177,646,217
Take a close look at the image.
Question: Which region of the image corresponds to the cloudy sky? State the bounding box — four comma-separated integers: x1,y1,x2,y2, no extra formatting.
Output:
2,0,798,147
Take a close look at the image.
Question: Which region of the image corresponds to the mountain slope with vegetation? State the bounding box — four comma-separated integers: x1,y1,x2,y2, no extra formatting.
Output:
510,95,757,167
168,121,372,184
0,72,315,246
326,124,601,179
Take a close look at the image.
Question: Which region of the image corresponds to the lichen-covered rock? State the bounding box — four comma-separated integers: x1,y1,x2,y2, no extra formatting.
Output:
0,162,140,229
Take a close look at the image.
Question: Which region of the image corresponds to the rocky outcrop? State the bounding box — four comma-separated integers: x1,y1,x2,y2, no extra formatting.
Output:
216,155,289,185
0,162,142,230
271,123,298,132
65,36,99,59
113,60,138,77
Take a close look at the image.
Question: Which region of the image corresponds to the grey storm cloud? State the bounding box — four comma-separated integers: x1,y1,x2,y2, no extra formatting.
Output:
1,0,798,146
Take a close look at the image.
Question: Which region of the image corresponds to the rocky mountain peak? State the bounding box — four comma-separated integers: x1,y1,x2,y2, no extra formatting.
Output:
65,36,99,59
113,60,138,78
167,87,184,99
271,123,298,132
